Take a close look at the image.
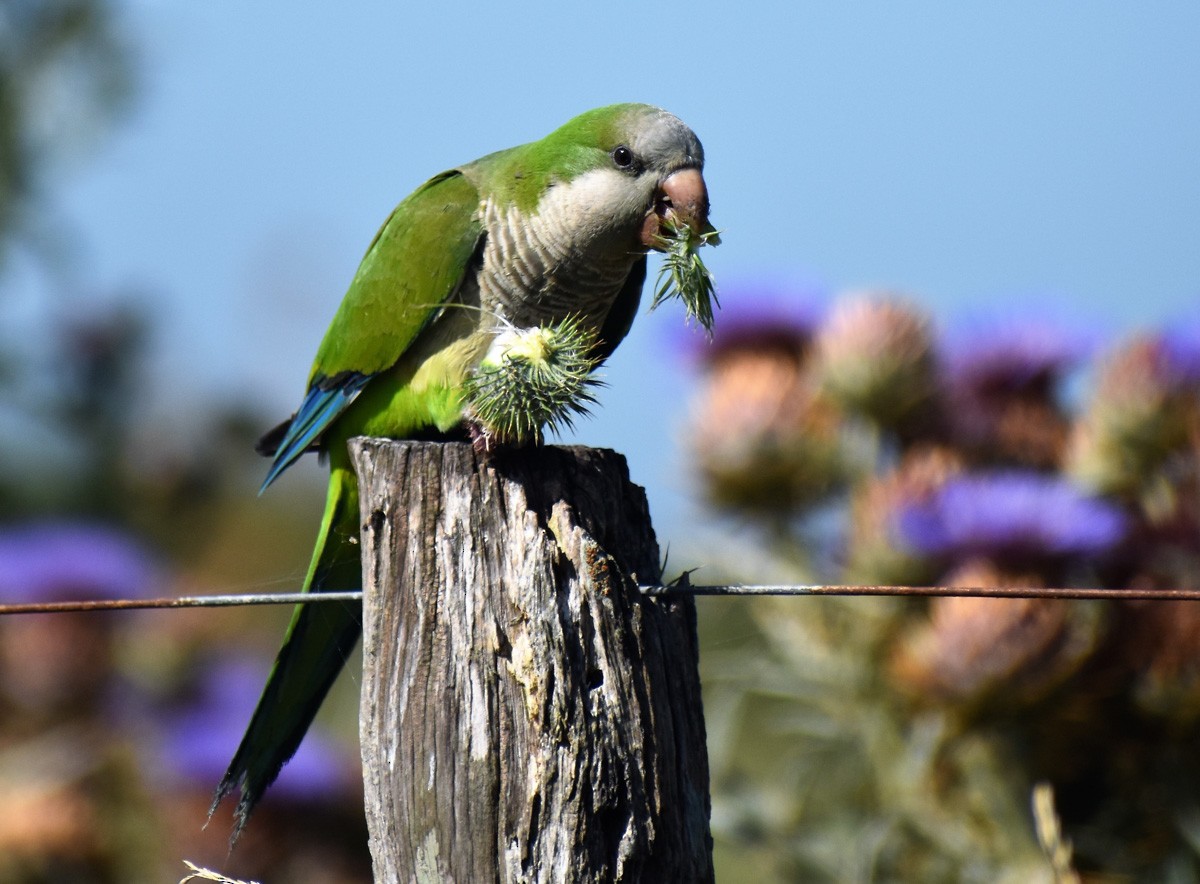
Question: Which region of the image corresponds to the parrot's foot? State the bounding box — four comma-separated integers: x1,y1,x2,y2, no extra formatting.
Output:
468,420,495,455
465,418,542,456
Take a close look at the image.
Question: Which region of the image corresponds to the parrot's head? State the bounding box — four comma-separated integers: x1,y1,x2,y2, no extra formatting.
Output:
598,104,712,253
501,103,712,255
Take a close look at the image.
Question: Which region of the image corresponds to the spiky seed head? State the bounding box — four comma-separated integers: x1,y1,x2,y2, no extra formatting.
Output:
889,573,1074,704
812,294,936,429
1066,334,1197,503
686,339,847,513
651,215,721,336
463,317,602,447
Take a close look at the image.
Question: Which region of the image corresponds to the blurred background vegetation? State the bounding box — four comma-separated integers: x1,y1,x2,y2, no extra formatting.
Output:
2,3,1199,883
690,294,1199,882
1,3,366,881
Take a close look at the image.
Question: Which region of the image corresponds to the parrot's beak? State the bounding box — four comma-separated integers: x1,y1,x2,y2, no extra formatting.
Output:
640,167,713,251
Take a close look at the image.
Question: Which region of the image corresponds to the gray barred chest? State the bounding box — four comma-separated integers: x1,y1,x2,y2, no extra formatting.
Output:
476,197,640,334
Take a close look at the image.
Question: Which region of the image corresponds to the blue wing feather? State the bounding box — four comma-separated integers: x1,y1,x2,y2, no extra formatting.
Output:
259,373,372,493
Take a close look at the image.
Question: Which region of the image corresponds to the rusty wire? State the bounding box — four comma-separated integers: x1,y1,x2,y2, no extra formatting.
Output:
1,584,1199,616
0,591,363,615
640,584,1200,601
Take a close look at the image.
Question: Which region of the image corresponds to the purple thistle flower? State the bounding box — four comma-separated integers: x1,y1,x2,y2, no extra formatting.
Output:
0,520,158,602
896,470,1129,561
938,312,1098,466
156,657,355,800
940,312,1093,393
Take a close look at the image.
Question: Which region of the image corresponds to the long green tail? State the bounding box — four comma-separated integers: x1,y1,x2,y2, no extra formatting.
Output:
210,466,363,843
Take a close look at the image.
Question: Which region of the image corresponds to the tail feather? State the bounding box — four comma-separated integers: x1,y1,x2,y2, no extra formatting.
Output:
211,467,363,844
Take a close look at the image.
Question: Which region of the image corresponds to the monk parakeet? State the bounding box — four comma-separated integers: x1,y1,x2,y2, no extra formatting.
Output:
211,103,713,839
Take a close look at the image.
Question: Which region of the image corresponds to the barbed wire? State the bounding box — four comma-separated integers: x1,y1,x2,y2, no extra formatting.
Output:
1,584,1198,616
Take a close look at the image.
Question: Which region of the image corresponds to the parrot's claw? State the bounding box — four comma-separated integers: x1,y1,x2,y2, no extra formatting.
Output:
467,420,496,455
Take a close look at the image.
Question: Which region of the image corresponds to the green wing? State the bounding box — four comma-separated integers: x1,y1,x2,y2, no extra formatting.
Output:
261,170,484,489
312,169,484,380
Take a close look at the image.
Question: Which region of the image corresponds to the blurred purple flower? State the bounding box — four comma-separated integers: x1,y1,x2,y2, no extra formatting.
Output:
940,313,1093,393
896,471,1128,560
1161,316,1200,385
0,520,158,602
157,657,354,800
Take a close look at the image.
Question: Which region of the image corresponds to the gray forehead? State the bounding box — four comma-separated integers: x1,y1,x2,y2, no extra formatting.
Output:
629,108,705,169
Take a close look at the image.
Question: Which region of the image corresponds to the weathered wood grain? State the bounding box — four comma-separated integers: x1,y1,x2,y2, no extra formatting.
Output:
350,439,712,884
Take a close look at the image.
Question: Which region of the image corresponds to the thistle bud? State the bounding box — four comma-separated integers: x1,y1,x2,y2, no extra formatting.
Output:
686,325,844,513
463,317,601,448
812,295,936,432
889,560,1099,705
889,576,1062,704
1066,334,1198,503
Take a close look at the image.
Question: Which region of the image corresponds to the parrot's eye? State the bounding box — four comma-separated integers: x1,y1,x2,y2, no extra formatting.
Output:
611,145,635,170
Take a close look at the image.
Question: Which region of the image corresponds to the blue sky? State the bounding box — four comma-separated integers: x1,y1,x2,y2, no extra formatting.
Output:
8,1,1200,542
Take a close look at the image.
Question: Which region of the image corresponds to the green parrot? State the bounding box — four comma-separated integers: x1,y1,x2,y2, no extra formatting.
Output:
211,103,712,840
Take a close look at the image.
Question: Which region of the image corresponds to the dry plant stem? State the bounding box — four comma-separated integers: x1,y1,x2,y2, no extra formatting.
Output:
1032,783,1081,884
179,861,260,884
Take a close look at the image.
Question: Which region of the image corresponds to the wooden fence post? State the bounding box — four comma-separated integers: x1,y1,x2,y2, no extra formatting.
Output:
349,439,713,883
